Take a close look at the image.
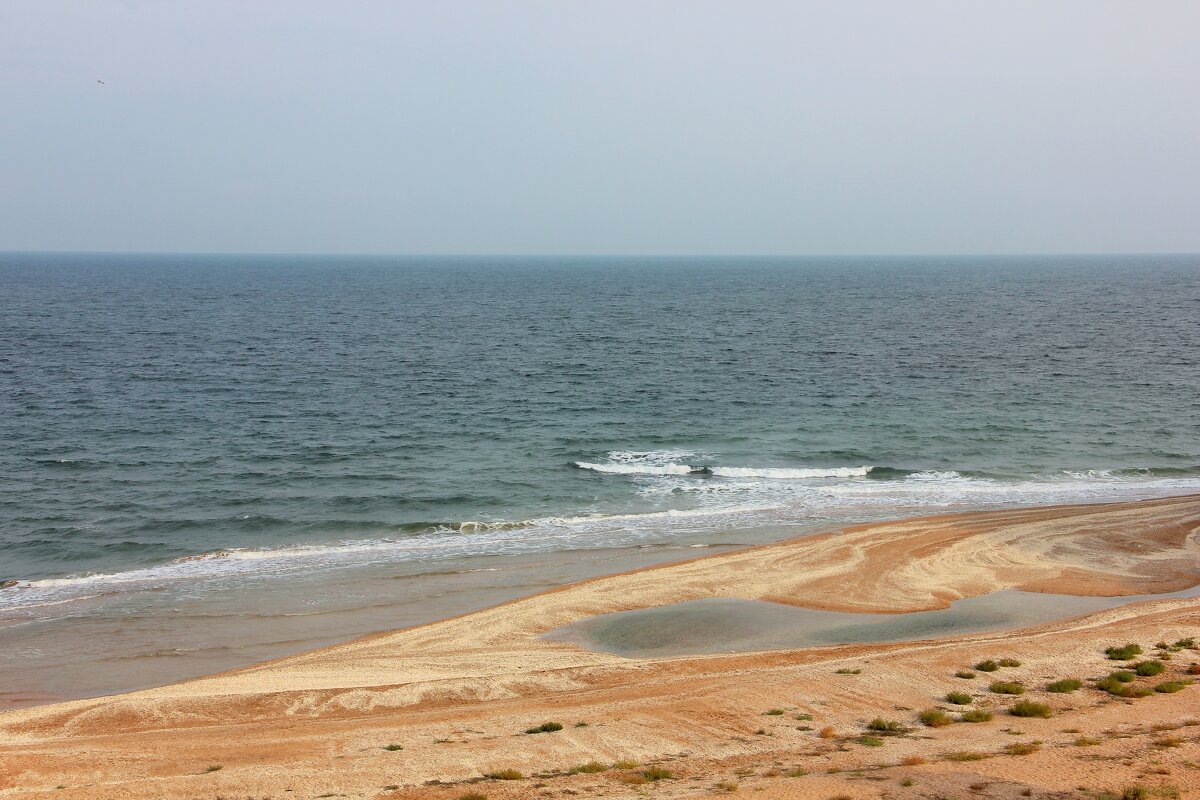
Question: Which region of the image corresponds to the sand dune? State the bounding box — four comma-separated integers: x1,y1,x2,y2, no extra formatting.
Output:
2,494,1199,799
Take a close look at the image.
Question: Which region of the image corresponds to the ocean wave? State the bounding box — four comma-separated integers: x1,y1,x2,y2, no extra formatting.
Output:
574,459,873,479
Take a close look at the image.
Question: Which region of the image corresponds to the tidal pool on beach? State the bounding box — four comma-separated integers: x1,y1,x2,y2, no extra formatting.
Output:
542,586,1200,658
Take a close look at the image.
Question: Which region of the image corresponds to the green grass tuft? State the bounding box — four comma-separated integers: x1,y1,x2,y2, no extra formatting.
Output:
1134,660,1165,677
975,660,999,672
1154,680,1193,693
485,769,524,780
383,743,404,751
204,765,223,773
1004,741,1042,755
998,658,1022,667
945,691,972,705
1046,678,1083,693
918,709,952,727
866,718,906,733
642,766,673,781
1105,643,1143,660
570,761,608,774
523,721,563,734
859,735,885,747
960,709,993,723
989,680,1025,695
764,708,785,715
1010,700,1052,718
955,670,976,679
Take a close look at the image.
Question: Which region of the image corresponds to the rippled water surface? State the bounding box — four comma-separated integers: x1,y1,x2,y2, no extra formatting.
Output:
1,253,1198,702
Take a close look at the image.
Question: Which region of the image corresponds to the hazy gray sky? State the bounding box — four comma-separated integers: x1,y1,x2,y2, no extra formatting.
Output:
2,1,1198,255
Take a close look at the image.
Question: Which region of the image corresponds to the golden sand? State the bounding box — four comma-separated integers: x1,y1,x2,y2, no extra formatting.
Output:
1,494,1199,799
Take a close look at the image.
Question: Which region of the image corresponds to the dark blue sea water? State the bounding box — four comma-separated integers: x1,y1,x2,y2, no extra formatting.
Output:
2,253,1199,603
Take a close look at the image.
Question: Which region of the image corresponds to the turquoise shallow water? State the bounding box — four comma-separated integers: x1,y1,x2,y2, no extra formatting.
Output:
1,252,1199,704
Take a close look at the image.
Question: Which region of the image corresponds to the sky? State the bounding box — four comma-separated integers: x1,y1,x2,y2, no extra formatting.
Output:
1,1,1198,255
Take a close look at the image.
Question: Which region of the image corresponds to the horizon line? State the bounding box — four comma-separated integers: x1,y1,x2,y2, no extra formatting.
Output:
3,249,1200,259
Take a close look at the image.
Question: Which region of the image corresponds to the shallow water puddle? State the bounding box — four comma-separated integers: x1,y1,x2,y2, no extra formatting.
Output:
542,586,1200,658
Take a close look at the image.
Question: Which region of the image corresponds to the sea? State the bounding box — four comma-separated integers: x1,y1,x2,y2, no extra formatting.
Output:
2,252,1199,706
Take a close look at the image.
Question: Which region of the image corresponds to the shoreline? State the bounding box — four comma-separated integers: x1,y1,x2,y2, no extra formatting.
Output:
2,493,1199,799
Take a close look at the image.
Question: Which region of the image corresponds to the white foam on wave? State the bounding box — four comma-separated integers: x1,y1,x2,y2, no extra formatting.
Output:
574,461,695,476
708,465,872,479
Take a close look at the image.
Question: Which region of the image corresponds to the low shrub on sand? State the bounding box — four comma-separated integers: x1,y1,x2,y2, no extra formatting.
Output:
715,781,738,792
785,767,807,777
485,769,523,780
1155,680,1193,693
818,726,837,738
859,735,884,747
989,681,1025,695
524,722,563,734
571,762,608,774
919,709,952,727
764,708,785,715
975,660,999,672
1005,741,1042,756
612,759,639,769
901,755,926,766
383,743,404,751
1105,644,1143,660
960,709,993,723
956,670,976,679
642,766,673,781
867,718,906,733
945,691,972,705
1134,660,1165,677
1046,678,1083,693
1188,664,1200,675
1010,700,1053,718
835,668,862,675
459,793,487,800
204,765,222,773
998,658,1022,667
944,751,987,761
1074,736,1101,746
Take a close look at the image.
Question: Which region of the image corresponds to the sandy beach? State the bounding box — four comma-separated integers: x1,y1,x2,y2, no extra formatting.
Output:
2,494,1199,799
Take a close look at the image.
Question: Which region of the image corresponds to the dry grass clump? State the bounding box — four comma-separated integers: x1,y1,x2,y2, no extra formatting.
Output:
834,667,862,675
944,751,987,761
1105,643,1143,661
989,681,1025,695
975,660,999,672
918,709,952,727
818,726,837,738
945,690,972,705
715,781,738,792
1010,700,1053,718
1074,736,1101,746
1188,664,1200,675
570,761,608,774
1097,787,1149,800
383,743,404,751
866,718,906,733
613,773,648,785
1004,741,1042,755
524,721,563,734
612,759,639,769
203,765,223,773
485,769,523,780
1134,660,1165,677
1153,735,1184,748
960,709,993,723
956,670,976,679
785,767,807,777
859,735,884,747
1046,678,1083,693
1155,680,1193,693
641,766,673,781
998,658,1022,667
901,755,926,766
459,793,487,800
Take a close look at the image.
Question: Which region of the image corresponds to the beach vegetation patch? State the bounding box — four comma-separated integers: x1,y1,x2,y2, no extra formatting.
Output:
1011,700,1053,718
1155,680,1193,693
998,658,1022,667
485,769,524,780
524,722,563,734
1004,741,1042,756
1046,678,1083,693
918,709,952,727
945,691,972,705
1134,660,1165,677
944,751,987,761
859,736,884,747
835,668,862,674
900,755,926,766
989,681,1025,695
818,726,837,738
794,713,813,720
1154,736,1184,748
383,743,403,751
1105,644,1143,660
867,718,906,733
956,670,976,679
960,709,993,723
613,773,648,785
764,708,784,715
975,660,999,672
715,781,738,792
574,721,588,727
785,767,807,777
1074,736,1101,746
203,765,223,773
642,766,673,781
612,759,639,770
570,762,608,774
